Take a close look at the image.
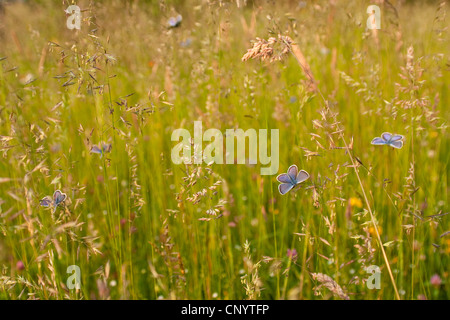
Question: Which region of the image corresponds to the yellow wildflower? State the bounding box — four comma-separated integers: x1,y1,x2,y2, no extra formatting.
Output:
369,225,383,236
349,197,363,208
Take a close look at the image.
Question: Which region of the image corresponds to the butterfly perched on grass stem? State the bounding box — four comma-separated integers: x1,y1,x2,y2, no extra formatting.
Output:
168,14,182,28
371,132,404,149
90,142,112,158
39,196,52,208
276,165,310,195
39,190,67,213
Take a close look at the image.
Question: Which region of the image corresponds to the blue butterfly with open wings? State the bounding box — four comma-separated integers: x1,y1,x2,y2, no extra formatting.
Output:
276,165,310,195
371,132,404,149
168,15,182,28
90,142,112,158
39,190,67,213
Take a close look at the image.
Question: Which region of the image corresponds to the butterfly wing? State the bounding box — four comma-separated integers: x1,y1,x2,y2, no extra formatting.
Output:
90,145,102,154
389,140,403,149
295,170,310,184
90,145,104,158
169,15,182,28
371,137,387,145
39,196,52,207
53,190,67,206
102,143,112,153
390,134,404,142
287,165,298,182
277,173,291,184
278,183,294,195
181,39,192,47
168,17,177,27
381,132,393,142
53,190,61,203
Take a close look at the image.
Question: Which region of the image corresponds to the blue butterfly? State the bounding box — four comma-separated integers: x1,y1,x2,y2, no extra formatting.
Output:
90,142,112,158
168,14,182,28
180,38,192,47
371,132,404,149
39,196,52,207
276,165,310,195
39,190,67,213
53,190,67,207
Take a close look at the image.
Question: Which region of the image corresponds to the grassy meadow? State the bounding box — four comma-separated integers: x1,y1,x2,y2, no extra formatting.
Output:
0,0,448,300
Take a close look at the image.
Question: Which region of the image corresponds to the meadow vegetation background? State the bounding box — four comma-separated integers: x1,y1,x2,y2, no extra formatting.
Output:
0,0,448,300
